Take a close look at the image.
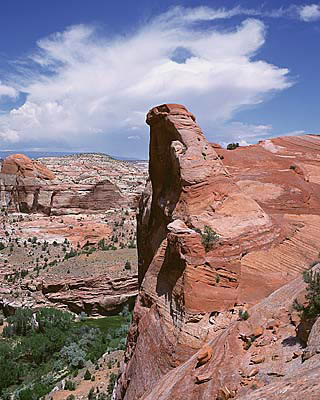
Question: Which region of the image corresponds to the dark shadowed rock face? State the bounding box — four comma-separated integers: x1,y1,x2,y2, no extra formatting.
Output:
115,104,320,400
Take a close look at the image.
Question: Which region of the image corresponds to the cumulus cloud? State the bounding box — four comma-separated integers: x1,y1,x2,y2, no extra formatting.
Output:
0,6,293,155
0,82,18,99
299,4,320,21
216,121,273,147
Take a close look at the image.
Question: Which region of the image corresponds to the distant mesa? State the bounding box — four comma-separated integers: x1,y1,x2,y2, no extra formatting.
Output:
0,152,147,220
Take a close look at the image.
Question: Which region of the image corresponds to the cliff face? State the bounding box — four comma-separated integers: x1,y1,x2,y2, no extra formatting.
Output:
116,104,320,399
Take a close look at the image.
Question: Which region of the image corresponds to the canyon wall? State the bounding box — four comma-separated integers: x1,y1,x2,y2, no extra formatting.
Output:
116,104,320,399
0,153,147,215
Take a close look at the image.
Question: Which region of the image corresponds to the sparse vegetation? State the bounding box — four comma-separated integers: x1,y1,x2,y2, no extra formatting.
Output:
199,226,219,252
84,369,92,380
227,142,239,150
239,309,249,321
294,269,320,319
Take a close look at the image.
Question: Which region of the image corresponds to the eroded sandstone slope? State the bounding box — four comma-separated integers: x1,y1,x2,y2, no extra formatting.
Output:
115,104,320,400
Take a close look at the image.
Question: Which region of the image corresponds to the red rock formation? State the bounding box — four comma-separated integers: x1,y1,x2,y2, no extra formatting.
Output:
2,153,55,180
1,273,138,316
0,154,128,215
115,104,320,399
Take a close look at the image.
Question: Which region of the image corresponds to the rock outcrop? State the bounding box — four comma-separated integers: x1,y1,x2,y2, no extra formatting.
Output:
0,273,138,317
115,104,320,399
0,153,147,216
2,154,55,180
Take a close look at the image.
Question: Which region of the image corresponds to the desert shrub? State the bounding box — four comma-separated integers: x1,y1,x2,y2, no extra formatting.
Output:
67,395,76,400
64,248,77,260
294,270,320,319
227,142,239,150
200,226,219,252
107,373,117,397
84,369,92,380
239,310,249,321
289,164,297,170
244,335,257,350
0,242,5,250
64,380,76,391
98,238,108,251
128,240,136,248
79,311,88,321
88,387,96,400
124,260,131,270
60,342,86,368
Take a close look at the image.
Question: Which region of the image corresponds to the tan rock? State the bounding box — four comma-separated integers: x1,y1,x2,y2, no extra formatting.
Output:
196,344,213,366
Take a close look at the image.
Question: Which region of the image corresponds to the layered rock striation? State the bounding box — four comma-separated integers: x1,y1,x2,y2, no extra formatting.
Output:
0,273,138,317
0,153,147,216
116,104,320,399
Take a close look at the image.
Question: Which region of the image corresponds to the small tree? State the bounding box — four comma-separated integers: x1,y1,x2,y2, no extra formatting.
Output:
88,387,95,400
84,369,92,380
239,309,249,321
227,142,239,150
294,270,320,319
200,226,219,252
124,260,131,270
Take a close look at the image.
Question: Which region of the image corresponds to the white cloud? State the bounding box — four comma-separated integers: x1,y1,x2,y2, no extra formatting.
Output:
0,7,293,153
128,135,140,140
0,82,18,99
216,121,273,147
299,4,320,21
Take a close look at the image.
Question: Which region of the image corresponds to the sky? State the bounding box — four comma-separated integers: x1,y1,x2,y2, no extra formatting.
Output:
0,0,320,159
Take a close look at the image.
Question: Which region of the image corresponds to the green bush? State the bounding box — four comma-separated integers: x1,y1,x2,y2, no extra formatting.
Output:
124,260,131,270
200,226,219,252
88,387,96,400
65,380,76,391
239,309,249,321
84,369,92,380
294,269,320,319
227,142,239,150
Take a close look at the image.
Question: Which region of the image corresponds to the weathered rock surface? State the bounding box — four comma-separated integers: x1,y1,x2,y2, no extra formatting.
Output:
0,273,138,317
115,104,320,399
0,153,147,216
0,274,138,316
2,154,55,180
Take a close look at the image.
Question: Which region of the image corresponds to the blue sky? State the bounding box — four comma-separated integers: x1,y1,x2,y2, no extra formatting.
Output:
0,0,319,158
